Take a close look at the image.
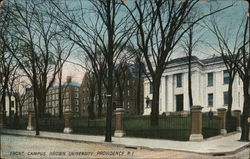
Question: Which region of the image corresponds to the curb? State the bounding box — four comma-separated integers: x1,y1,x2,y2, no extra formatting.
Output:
1,131,250,156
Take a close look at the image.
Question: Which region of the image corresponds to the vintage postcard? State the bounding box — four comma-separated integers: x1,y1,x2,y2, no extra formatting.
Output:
0,0,250,158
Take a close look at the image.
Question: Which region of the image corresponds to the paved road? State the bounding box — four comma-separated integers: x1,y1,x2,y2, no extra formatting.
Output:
1,135,249,159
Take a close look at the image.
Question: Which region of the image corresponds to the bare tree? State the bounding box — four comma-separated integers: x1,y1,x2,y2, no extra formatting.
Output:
237,14,250,141
87,51,107,119
0,1,18,121
67,51,107,119
57,56,63,118
15,81,31,118
125,44,145,115
205,15,246,128
55,40,75,119
51,0,134,142
208,2,250,141
114,56,129,109
6,63,19,118
124,0,233,126
84,71,96,120
181,15,204,108
5,0,73,135
79,49,107,119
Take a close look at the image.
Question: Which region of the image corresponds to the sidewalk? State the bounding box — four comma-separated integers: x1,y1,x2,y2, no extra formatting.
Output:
1,129,249,155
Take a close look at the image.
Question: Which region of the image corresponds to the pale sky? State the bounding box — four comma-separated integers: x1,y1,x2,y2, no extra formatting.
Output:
61,0,249,83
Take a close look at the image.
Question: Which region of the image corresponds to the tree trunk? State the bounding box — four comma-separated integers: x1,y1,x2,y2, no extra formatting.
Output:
89,98,95,119
19,104,22,118
240,78,250,141
136,61,142,115
97,79,102,118
150,74,161,126
37,92,46,118
105,66,113,142
58,69,63,118
118,86,123,108
1,90,6,111
1,90,6,125
188,54,193,107
2,79,8,112
33,85,40,136
7,91,11,118
227,79,234,117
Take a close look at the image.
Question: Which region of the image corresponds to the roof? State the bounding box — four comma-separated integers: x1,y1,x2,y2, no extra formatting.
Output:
51,82,81,88
201,56,223,64
166,56,223,65
167,56,200,65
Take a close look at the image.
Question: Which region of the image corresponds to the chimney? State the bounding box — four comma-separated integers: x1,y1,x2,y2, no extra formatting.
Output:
66,76,72,83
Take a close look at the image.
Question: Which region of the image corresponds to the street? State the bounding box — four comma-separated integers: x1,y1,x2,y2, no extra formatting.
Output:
0,135,249,159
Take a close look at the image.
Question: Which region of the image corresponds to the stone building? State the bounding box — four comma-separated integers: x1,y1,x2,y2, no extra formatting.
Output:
0,93,17,117
22,77,81,117
143,56,244,115
79,63,144,117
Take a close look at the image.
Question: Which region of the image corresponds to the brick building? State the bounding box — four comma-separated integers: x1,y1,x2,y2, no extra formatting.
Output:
22,77,81,117
79,63,144,117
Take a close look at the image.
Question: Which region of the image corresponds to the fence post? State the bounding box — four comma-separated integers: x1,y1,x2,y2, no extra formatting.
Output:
189,105,203,141
232,110,241,132
217,108,227,135
63,108,73,133
27,109,35,131
114,108,125,137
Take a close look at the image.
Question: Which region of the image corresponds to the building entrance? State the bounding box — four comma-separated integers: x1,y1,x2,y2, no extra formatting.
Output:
176,94,183,111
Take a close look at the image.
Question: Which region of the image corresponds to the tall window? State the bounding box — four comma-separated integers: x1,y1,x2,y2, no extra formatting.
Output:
74,93,79,98
75,107,79,112
11,101,15,108
223,70,229,84
176,73,182,88
224,91,228,105
207,72,213,86
208,93,213,107
74,99,79,105
238,92,240,107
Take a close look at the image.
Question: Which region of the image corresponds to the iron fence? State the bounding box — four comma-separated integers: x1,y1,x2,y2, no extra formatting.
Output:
124,115,191,141
202,115,221,138
226,116,237,133
5,113,235,141
72,118,115,135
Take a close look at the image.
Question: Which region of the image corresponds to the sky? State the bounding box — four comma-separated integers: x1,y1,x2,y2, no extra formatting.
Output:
60,0,249,84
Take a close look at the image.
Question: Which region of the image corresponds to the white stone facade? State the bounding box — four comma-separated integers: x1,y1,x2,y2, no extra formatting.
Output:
143,57,243,115
0,95,17,117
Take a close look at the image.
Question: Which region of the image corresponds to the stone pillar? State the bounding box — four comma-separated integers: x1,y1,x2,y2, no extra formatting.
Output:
0,110,6,129
27,110,35,131
217,108,227,135
189,106,203,141
63,108,73,133
233,110,241,131
114,108,125,137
